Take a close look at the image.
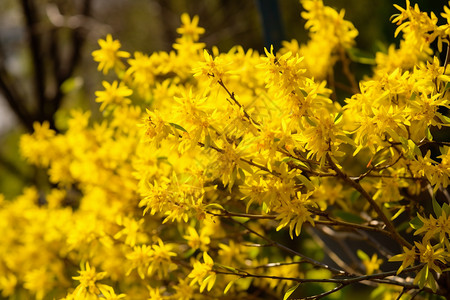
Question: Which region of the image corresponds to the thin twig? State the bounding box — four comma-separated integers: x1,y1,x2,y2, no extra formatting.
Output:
230,217,348,275
339,47,359,94
217,78,261,127
295,284,345,300
326,153,412,249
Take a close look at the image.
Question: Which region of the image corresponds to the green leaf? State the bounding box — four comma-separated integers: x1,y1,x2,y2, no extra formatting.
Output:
235,277,253,290
432,196,442,217
296,174,315,191
238,168,246,181
283,157,309,169
428,272,438,292
391,207,405,220
350,191,361,203
407,140,422,157
417,266,428,289
334,210,365,224
231,216,250,223
304,116,317,126
347,48,376,65
410,216,423,230
334,112,343,124
215,263,238,273
205,203,224,211
442,203,450,216
444,81,450,92
299,89,308,97
169,122,188,132
396,221,411,232
61,76,83,93
224,280,235,294
356,249,369,261
283,283,300,300
204,133,211,149
426,127,433,140
182,248,196,259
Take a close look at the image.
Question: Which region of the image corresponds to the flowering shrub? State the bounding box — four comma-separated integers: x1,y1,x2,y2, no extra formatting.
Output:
1,0,450,299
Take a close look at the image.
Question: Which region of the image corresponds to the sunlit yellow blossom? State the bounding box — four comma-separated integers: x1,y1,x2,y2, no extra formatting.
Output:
114,216,145,247
95,80,132,111
177,13,205,41
184,226,210,251
172,278,195,300
24,267,54,300
92,34,130,74
188,252,216,292
98,284,126,299
275,191,315,239
126,245,153,279
6,2,450,300
72,262,107,298
0,274,17,298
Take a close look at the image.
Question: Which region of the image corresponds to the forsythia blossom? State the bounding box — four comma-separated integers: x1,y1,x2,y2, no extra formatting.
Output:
3,1,450,299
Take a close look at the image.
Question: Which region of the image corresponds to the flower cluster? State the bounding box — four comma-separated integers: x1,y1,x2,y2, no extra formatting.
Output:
1,1,450,299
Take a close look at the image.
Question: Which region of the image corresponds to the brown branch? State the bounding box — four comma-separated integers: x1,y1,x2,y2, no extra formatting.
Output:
339,47,359,94
48,0,92,126
217,78,261,127
229,217,348,275
443,40,450,75
0,60,34,132
208,210,276,220
326,153,412,249
21,0,46,116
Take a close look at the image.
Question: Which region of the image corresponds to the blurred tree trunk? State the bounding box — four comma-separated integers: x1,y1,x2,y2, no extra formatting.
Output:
0,0,92,132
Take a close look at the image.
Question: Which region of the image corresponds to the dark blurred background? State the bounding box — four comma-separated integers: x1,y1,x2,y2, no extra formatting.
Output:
0,0,444,198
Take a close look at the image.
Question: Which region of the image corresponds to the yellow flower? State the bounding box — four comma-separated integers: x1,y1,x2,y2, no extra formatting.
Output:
414,213,438,242
183,226,210,251
147,238,177,278
172,278,195,300
363,254,383,275
415,242,446,274
176,13,205,41
389,246,417,275
0,274,17,298
92,34,130,74
72,262,107,298
114,216,145,247
275,191,315,239
95,80,132,111
126,245,153,279
188,252,216,292
32,121,55,139
98,284,126,299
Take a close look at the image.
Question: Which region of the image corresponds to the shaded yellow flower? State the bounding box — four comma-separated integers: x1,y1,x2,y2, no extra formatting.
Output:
415,242,446,274
389,246,417,274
